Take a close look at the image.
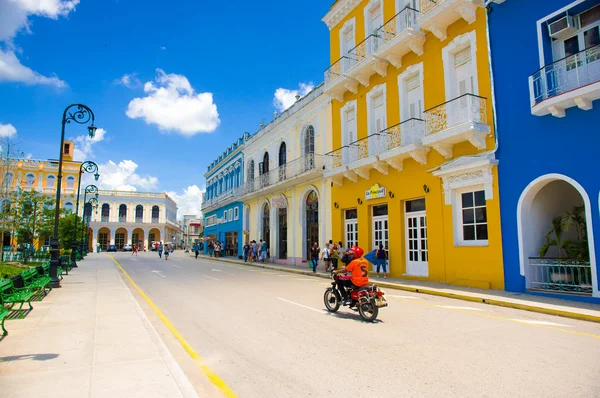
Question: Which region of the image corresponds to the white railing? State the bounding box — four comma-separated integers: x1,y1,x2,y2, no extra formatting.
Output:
96,190,165,198
378,7,420,44
325,56,354,85
419,0,446,14
348,134,389,163
380,118,426,149
530,44,600,105
347,34,383,68
201,186,242,210
324,146,347,170
242,154,323,195
424,94,487,135
529,258,593,295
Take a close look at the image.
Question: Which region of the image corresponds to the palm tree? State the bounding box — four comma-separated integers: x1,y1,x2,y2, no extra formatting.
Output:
561,206,585,241
538,216,569,258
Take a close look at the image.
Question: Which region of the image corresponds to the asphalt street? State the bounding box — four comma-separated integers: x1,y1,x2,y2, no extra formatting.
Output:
111,252,600,398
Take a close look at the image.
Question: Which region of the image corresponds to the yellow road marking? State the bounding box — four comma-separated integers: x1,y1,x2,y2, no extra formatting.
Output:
109,255,237,398
388,295,600,339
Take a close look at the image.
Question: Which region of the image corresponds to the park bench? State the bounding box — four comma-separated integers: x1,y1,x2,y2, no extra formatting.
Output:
21,268,52,299
0,294,8,335
40,262,62,281
60,255,73,275
0,278,34,320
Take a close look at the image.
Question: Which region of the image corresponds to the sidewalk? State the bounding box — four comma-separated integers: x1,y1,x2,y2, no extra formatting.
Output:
0,254,200,398
197,253,600,323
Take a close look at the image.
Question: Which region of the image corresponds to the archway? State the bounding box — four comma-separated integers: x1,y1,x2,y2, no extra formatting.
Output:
148,228,161,250
277,197,288,260
132,228,145,250
518,175,597,296
115,227,128,250
262,202,270,248
98,227,111,251
305,190,319,260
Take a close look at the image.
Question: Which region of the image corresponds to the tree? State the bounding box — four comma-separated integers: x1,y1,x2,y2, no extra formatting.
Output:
0,137,23,259
14,189,54,248
58,212,85,249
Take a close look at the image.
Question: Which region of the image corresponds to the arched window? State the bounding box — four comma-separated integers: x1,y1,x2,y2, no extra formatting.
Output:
247,160,255,181
84,203,93,222
278,142,287,167
64,202,74,213
152,205,160,223
135,205,144,223
303,125,315,156
66,176,75,189
101,203,110,222
25,173,35,187
119,204,127,222
47,175,56,188
262,152,270,174
262,202,270,244
259,152,270,188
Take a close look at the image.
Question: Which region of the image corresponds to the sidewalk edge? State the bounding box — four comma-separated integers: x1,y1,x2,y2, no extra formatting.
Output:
200,255,600,324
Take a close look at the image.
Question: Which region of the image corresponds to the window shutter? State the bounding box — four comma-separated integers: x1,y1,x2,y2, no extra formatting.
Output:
406,74,420,91
454,47,472,66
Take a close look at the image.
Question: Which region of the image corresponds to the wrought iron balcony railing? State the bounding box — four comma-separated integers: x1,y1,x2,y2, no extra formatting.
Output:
529,258,592,295
243,154,323,195
530,44,600,105
348,133,389,163
419,0,445,14
325,56,353,85
347,34,383,66
324,146,347,170
424,93,487,135
380,118,426,149
378,7,420,44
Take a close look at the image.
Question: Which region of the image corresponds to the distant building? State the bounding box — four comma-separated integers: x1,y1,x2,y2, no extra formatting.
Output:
79,190,182,251
182,214,203,248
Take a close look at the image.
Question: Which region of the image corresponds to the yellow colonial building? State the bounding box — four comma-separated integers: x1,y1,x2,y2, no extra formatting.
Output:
2,141,82,248
322,0,504,289
240,85,333,265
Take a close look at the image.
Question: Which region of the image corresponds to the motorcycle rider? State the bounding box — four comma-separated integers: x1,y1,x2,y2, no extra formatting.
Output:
333,246,369,305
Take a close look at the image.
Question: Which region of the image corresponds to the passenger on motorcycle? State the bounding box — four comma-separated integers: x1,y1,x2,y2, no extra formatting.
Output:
332,246,369,305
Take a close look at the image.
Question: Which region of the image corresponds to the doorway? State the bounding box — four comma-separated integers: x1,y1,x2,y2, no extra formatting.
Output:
305,190,319,259
262,203,270,250
405,198,428,276
345,208,358,249
278,207,287,259
372,204,389,271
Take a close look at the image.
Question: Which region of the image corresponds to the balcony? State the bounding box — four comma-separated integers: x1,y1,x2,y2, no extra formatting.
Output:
152,217,159,223
379,118,429,170
344,35,389,88
418,0,484,41
376,7,425,68
422,94,490,158
119,216,126,223
201,187,240,212
241,154,323,200
101,216,109,222
529,44,600,117
324,56,358,102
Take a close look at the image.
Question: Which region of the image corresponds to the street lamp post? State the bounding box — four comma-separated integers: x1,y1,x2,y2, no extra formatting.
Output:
80,185,98,254
51,104,97,288
72,162,99,267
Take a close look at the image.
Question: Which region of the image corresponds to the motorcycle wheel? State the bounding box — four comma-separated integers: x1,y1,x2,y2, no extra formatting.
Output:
323,288,340,312
358,298,379,322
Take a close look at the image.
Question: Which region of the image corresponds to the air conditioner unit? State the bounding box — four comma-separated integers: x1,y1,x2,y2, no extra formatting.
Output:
548,15,579,40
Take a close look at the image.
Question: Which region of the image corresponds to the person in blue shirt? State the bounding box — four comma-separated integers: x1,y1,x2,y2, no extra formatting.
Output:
376,244,388,278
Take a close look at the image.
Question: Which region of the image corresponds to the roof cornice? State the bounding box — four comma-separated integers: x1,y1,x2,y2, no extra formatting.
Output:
322,0,362,30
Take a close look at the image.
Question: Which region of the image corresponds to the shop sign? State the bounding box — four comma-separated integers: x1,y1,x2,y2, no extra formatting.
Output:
365,184,386,200
271,195,287,208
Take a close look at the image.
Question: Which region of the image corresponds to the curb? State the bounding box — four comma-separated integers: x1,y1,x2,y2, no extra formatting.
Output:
197,255,600,324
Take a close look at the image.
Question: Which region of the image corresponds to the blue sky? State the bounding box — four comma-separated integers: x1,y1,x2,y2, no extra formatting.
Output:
0,0,332,216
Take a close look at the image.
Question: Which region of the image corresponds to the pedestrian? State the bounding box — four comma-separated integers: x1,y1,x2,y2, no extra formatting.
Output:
251,240,257,262
321,242,332,272
259,239,268,263
209,242,214,257
158,242,163,259
214,242,221,258
310,242,320,273
243,242,250,262
194,243,200,259
331,242,340,271
376,244,388,278
97,243,101,253
132,244,138,256
164,245,169,260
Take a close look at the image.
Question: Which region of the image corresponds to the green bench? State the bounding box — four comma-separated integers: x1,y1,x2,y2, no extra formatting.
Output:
21,268,52,299
60,255,73,275
0,278,34,321
0,295,8,335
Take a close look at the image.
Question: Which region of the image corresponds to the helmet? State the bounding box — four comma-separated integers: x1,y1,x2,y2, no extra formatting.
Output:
349,246,364,259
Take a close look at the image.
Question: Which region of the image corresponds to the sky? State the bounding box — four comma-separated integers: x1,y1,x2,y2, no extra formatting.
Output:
0,0,332,218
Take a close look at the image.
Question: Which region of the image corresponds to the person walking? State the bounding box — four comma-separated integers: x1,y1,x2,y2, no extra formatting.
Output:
310,242,320,273
158,242,163,259
251,240,257,263
331,242,340,271
164,245,169,260
194,243,200,259
259,240,268,263
321,242,332,272
132,244,138,256
208,242,214,257
243,242,250,262
376,244,388,278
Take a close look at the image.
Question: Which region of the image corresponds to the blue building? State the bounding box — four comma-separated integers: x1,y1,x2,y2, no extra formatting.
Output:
202,133,249,258
489,0,600,302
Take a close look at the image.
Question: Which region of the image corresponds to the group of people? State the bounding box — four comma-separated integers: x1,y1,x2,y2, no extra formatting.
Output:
156,242,175,260
207,241,222,258
242,240,269,263
310,241,388,278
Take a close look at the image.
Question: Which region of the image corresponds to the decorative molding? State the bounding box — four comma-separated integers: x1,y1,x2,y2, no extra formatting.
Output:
322,0,362,30
433,159,498,205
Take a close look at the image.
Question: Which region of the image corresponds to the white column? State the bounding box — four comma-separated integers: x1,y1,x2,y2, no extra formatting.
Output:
110,228,116,245
127,228,133,245
38,172,43,190
92,227,98,252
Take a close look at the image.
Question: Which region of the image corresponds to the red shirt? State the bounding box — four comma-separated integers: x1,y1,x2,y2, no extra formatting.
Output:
345,258,369,287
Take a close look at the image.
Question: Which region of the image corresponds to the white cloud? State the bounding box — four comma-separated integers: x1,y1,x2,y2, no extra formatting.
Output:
88,159,158,192
0,123,17,137
115,72,141,89
125,69,220,136
72,127,106,161
0,49,67,87
273,82,314,112
166,185,203,218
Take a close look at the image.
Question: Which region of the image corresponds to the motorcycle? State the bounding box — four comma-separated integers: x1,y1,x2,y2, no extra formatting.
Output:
323,273,388,322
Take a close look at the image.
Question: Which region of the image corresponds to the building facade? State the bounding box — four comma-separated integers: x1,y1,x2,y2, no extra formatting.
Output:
202,134,248,258
1,140,82,249
240,85,332,265
321,0,504,289
80,190,181,251
182,214,203,248
490,0,600,301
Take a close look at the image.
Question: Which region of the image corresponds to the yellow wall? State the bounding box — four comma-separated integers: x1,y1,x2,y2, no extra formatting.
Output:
326,4,504,289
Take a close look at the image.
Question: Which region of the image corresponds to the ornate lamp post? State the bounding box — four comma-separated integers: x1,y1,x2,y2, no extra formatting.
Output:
72,162,99,267
51,104,97,288
80,185,98,254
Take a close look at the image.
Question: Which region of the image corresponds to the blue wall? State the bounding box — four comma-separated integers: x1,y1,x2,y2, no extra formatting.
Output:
203,201,244,257
490,0,600,302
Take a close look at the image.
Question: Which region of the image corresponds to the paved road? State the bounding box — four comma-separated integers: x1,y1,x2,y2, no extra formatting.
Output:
112,252,600,398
